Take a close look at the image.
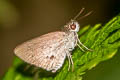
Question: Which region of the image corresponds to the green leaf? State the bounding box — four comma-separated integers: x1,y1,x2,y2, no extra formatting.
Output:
2,14,120,80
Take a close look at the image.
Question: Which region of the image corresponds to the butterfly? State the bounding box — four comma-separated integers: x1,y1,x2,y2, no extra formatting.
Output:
14,8,92,73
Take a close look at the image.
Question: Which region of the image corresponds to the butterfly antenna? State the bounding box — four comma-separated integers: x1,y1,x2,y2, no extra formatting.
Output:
78,11,93,20
73,7,85,20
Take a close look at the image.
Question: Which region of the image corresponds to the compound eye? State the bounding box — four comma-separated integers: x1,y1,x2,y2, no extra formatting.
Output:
70,23,76,30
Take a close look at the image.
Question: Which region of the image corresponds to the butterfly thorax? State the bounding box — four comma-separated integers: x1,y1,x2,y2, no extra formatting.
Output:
64,31,78,52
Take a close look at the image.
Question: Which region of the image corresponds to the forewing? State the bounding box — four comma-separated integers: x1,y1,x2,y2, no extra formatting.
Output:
14,31,67,71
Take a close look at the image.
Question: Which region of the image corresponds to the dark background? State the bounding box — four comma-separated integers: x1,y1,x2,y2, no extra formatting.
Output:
0,0,120,80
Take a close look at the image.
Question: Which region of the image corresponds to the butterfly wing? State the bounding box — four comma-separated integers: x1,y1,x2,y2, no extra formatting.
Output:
14,31,67,72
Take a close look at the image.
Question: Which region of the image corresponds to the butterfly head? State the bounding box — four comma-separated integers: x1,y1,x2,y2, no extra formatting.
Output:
64,8,92,33
64,20,80,32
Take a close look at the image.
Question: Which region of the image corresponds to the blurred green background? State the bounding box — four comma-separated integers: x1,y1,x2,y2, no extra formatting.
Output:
0,0,120,80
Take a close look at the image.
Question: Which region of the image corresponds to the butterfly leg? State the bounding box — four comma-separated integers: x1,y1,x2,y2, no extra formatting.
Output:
77,44,85,52
75,32,85,52
69,53,74,72
66,52,74,71
66,53,71,71
77,38,92,51
75,32,92,51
